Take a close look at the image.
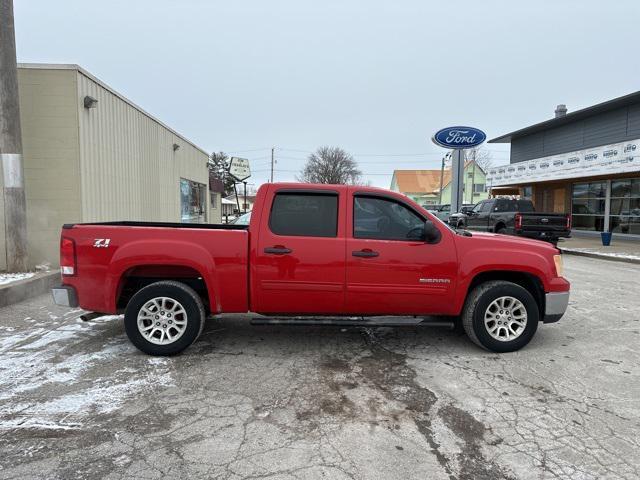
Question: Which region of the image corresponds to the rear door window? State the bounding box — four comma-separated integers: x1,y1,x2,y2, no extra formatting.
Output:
269,193,338,237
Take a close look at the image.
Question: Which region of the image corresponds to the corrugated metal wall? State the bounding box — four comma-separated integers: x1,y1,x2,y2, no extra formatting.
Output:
76,70,209,223
17,67,82,268
511,103,640,163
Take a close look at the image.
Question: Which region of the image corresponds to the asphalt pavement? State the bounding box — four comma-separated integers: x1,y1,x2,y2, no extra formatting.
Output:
0,255,638,480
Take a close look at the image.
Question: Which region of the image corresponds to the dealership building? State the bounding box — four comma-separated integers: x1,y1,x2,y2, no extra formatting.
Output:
0,64,220,270
487,91,640,237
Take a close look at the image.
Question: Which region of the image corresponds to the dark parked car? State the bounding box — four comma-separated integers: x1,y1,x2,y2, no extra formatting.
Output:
428,203,474,222
449,198,571,244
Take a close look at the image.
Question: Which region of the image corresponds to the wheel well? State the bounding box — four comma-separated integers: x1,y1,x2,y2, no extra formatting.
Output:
116,265,210,311
467,270,544,313
494,222,506,232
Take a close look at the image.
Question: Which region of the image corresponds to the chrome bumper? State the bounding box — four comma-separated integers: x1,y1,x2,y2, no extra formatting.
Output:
544,291,569,323
51,286,78,308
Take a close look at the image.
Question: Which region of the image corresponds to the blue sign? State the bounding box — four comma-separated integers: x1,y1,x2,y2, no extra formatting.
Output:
432,126,486,149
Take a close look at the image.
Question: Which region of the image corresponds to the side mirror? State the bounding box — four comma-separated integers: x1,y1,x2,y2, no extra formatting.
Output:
424,221,441,244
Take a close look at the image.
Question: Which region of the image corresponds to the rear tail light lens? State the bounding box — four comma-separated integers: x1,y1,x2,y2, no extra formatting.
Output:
514,213,522,229
60,237,76,276
566,215,572,230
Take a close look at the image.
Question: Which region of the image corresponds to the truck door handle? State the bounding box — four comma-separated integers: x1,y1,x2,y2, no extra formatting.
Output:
352,249,379,258
264,246,292,255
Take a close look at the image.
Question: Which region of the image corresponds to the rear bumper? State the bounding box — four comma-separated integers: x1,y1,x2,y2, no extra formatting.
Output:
543,291,570,323
51,285,78,308
517,230,571,241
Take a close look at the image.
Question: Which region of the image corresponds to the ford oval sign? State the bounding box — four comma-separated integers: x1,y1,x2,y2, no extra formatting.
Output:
432,126,486,149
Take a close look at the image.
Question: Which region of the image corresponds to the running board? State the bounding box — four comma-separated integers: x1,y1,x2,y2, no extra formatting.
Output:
250,317,455,328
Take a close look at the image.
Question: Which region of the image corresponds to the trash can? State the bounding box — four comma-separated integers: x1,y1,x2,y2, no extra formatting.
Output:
601,232,612,246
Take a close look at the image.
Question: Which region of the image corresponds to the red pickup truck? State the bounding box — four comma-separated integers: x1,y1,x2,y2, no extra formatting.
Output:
52,183,570,355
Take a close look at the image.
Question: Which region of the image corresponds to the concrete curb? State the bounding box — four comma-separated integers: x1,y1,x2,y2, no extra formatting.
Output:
560,249,640,265
0,271,60,308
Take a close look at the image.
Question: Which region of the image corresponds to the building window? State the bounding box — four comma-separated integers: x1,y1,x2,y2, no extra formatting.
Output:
610,178,640,234
571,181,606,232
521,186,533,199
210,192,217,209
473,183,485,193
180,178,207,223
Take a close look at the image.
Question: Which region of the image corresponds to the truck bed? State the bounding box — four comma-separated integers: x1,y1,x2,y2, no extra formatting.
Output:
60,222,250,314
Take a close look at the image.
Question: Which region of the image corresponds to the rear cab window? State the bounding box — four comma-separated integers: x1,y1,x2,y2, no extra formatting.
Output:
516,200,535,212
269,192,338,237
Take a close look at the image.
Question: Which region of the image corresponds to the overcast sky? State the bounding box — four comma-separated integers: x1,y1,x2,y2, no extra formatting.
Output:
14,0,640,188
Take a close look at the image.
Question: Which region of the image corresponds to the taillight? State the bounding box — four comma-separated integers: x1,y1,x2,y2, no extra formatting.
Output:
60,237,76,276
566,215,572,230
514,213,522,230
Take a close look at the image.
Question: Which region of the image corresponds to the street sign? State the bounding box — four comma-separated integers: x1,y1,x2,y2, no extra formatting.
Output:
228,157,251,181
432,126,486,149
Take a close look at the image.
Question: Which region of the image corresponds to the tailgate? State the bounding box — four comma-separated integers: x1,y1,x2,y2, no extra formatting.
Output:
520,213,569,231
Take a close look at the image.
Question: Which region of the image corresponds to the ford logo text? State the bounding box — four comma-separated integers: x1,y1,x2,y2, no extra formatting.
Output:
432,126,486,149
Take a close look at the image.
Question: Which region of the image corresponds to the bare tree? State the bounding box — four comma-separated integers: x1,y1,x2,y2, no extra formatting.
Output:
464,147,492,172
298,146,362,184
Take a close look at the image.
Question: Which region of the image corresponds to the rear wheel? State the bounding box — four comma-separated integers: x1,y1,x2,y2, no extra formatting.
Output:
462,280,539,352
495,226,507,234
124,281,205,356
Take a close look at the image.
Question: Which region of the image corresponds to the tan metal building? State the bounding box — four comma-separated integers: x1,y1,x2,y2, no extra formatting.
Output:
0,63,221,270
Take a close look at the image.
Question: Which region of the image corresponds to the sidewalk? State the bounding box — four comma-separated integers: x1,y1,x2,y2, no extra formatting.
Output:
559,235,640,265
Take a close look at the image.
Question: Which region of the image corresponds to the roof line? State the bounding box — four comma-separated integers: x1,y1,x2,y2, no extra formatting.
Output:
488,89,640,144
18,63,210,157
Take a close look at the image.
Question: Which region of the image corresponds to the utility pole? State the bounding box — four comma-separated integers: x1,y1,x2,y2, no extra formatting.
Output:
270,147,275,182
0,0,28,272
470,160,476,204
438,153,446,204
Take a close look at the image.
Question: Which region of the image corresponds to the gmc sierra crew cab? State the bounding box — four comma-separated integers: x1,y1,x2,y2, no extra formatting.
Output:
52,183,570,356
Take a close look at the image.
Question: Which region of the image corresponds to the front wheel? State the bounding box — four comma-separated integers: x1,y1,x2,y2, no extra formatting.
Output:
124,281,206,356
462,280,539,352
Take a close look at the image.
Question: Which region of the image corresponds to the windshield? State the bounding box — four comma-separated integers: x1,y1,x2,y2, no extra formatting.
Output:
230,212,251,225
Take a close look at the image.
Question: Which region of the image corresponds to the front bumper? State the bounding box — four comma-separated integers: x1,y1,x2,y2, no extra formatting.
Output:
543,291,570,323
51,285,78,308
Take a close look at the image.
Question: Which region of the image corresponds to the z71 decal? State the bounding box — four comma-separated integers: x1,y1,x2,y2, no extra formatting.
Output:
93,238,111,248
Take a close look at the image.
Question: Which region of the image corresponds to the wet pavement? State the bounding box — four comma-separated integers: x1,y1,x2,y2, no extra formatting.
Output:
0,255,638,479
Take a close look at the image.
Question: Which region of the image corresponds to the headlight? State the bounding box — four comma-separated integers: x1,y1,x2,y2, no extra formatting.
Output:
553,254,564,277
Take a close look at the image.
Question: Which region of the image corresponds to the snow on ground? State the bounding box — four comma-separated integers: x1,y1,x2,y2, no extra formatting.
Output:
563,248,640,261
0,311,175,431
0,272,35,286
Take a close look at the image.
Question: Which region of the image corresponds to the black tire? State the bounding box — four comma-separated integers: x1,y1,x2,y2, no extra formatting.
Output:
462,280,539,353
495,226,507,234
124,280,206,356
